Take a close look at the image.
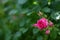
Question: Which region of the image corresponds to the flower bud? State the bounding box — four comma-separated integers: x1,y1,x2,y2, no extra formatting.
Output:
49,21,53,27
45,30,50,35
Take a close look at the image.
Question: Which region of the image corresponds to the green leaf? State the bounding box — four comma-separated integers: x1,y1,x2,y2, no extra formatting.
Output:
0,29,3,36
9,9,18,15
37,36,43,40
42,7,50,13
5,31,12,40
20,9,30,14
18,0,27,5
50,28,57,40
13,32,22,40
33,28,39,35
19,17,26,27
51,1,60,10
19,28,28,34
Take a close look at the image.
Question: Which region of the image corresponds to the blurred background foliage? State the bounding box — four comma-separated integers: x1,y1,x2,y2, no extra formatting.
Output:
0,0,60,40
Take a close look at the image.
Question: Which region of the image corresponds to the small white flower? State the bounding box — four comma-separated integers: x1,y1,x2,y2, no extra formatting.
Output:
56,15,60,20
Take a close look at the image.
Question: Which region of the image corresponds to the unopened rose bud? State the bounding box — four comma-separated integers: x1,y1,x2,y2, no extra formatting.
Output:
49,21,53,27
45,30,50,35
38,11,43,16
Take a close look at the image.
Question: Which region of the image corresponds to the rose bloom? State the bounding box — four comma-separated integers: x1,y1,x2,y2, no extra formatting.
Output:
33,18,48,30
49,21,53,27
45,30,50,35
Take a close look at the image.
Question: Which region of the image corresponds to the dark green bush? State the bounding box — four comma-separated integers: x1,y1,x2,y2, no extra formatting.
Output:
0,0,60,40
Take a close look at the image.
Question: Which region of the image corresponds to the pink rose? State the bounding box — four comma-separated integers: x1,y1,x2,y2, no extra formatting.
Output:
45,30,50,35
33,18,48,30
49,21,53,27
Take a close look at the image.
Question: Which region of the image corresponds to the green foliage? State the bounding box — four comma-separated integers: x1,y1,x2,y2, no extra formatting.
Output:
0,0,60,40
